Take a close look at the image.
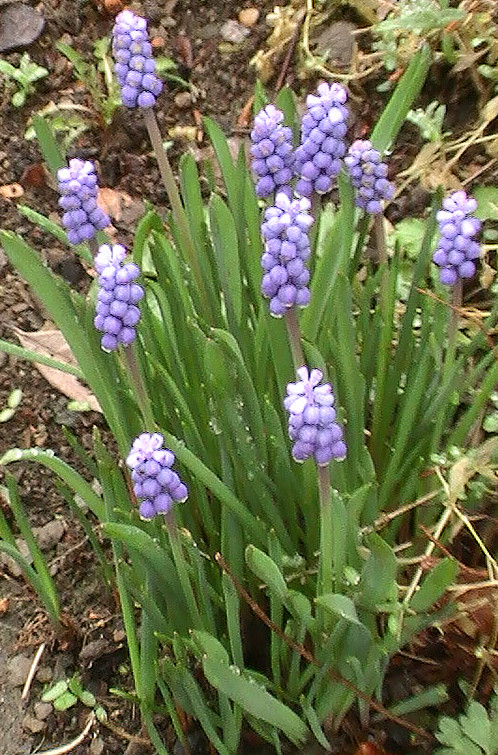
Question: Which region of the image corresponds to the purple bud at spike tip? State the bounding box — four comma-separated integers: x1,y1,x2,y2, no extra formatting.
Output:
294,83,349,197
57,159,109,245
284,367,347,466
260,193,313,317
112,10,163,109
126,433,188,520
250,105,295,199
94,244,144,351
432,190,481,285
344,140,394,214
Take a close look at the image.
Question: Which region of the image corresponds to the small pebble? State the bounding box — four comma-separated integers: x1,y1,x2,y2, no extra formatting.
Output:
22,715,46,734
220,19,250,44
8,654,32,687
36,665,53,683
238,8,259,27
174,91,192,109
34,702,52,721
89,736,105,755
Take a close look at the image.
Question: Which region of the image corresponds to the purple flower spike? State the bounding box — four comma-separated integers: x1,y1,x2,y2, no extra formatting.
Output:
94,244,144,352
112,10,163,109
294,82,349,197
284,367,347,466
344,139,394,214
251,105,295,199
57,159,109,245
126,433,188,520
260,192,314,317
433,190,481,286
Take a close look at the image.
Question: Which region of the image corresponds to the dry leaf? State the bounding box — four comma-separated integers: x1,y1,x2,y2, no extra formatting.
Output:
14,325,101,412
0,183,24,199
97,186,144,226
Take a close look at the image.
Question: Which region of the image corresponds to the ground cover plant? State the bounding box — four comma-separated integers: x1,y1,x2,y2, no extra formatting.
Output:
1,5,497,754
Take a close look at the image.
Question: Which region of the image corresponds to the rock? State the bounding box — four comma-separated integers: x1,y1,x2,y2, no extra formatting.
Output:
174,91,192,109
33,520,65,551
33,702,52,721
35,665,53,683
238,8,259,27
89,737,105,755
0,4,45,52
220,20,250,45
22,714,45,734
313,20,357,68
8,654,32,687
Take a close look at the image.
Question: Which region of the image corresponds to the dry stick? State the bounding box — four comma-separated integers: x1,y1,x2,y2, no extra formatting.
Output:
215,552,433,742
38,713,95,755
21,642,45,700
417,286,498,365
272,8,306,95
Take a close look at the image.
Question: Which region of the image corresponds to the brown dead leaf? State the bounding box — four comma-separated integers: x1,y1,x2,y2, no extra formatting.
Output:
0,183,24,199
14,325,101,412
97,187,144,226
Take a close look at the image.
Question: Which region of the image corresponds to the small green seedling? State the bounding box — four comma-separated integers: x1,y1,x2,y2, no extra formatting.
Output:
42,674,107,721
0,389,23,423
0,53,48,107
435,687,498,754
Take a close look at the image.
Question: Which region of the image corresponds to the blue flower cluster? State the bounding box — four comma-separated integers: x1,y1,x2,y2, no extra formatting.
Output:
433,190,481,285
94,244,144,352
112,10,163,109
261,193,314,317
250,105,295,199
57,159,109,245
126,433,188,520
294,83,349,197
345,139,395,214
284,367,347,465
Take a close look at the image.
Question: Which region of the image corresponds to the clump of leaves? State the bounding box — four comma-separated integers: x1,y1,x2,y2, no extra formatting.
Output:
0,52,48,107
435,688,498,754
42,673,106,721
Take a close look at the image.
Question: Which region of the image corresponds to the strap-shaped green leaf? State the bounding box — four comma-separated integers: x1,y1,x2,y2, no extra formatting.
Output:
202,655,308,745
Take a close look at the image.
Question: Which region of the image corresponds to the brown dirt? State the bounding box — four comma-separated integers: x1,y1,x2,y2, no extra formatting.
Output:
0,1,497,754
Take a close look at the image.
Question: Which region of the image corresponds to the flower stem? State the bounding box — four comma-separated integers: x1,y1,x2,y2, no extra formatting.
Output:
142,107,209,313
284,307,305,370
122,343,155,430
318,464,332,597
374,212,389,318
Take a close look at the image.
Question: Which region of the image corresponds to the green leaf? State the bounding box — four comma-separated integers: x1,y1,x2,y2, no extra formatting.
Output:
245,545,288,602
190,631,230,664
202,656,308,745
53,691,78,711
371,44,432,153
314,594,364,628
409,558,458,613
208,194,242,327
0,448,104,519
463,701,491,752
32,114,65,174
473,186,498,221
42,680,69,702
360,533,398,608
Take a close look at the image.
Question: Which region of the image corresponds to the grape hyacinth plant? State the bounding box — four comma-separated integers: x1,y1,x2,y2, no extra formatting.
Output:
260,192,313,317
112,10,163,109
294,82,349,197
93,243,144,351
284,367,347,465
432,190,481,285
126,433,188,520
57,159,109,245
344,139,395,214
3,32,498,755
250,104,295,198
